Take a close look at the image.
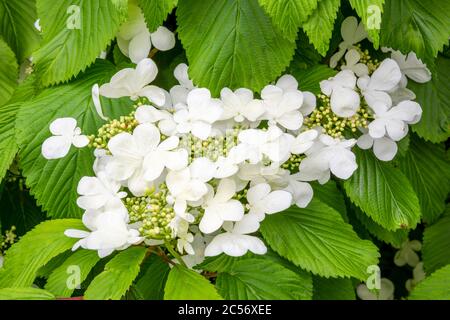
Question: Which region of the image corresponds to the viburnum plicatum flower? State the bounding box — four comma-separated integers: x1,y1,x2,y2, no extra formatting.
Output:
219,88,265,123
91,84,108,121
284,174,314,208
169,63,196,107
368,100,422,141
199,179,244,234
340,49,369,77
290,129,319,154
42,118,89,159
116,3,175,63
173,88,223,140
406,262,426,292
245,183,292,222
394,239,422,267
357,58,402,108
357,129,398,161
330,16,367,68
204,216,267,257
387,49,432,85
320,70,360,117
99,58,165,106
357,278,395,300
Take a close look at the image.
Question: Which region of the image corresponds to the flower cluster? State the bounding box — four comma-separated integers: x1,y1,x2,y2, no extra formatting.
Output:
40,16,430,266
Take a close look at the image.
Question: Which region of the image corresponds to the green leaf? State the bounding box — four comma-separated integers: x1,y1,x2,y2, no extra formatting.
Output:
260,199,380,280
349,0,384,48
312,180,348,221
409,264,450,300
258,0,319,41
290,64,337,94
0,38,18,106
408,57,450,143
302,0,341,56
343,148,421,231
177,0,296,95
164,264,222,300
0,287,55,300
313,276,356,300
0,219,85,288
423,212,450,274
399,136,450,224
45,250,100,298
16,61,133,218
84,246,147,300
34,0,128,86
0,103,20,182
380,0,450,62
135,254,170,300
137,0,177,32
0,0,40,62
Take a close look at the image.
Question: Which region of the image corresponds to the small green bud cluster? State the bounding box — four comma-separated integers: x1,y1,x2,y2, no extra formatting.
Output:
282,154,304,173
125,184,175,240
1,226,17,254
354,45,381,74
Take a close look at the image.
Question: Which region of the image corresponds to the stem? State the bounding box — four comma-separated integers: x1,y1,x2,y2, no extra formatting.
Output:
164,241,187,268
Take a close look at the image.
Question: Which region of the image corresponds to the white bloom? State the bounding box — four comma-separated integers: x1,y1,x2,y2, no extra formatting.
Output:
284,174,314,208
389,49,432,85
174,219,195,255
291,129,319,154
357,278,395,300
341,49,369,77
92,84,108,121
330,16,367,68
220,88,265,122
394,240,422,267
297,135,357,183
238,163,289,189
357,58,402,108
357,131,398,161
320,70,360,117
406,262,426,292
99,58,165,106
368,100,422,141
204,216,267,257
42,118,89,159
116,3,175,63
173,88,223,140
246,183,292,222
200,179,244,234
182,233,207,269
169,63,196,107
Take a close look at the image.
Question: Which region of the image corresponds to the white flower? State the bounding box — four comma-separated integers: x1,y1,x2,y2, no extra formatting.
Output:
200,179,244,234
99,58,165,106
284,174,314,208
394,240,422,267
330,16,367,68
220,88,265,123
182,233,207,269
116,3,175,63
341,49,369,77
76,171,127,211
238,163,289,189
389,49,432,85
320,70,360,117
357,58,402,108
297,135,357,183
245,183,292,222
357,131,398,161
291,129,319,154
204,216,267,257
42,118,89,159
169,63,196,107
368,100,422,141
173,88,223,140
406,262,426,292
92,84,108,121
357,278,395,300
173,218,195,255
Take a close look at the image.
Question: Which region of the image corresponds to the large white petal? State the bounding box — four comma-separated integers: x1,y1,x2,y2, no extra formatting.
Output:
373,137,398,161
199,208,224,234
42,136,72,159
330,87,360,117
150,26,175,51
139,85,166,106
369,59,402,91
49,117,77,136
247,183,271,204
128,30,152,63
261,190,292,214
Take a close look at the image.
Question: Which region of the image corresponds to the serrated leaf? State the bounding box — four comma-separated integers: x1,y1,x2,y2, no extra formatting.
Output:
312,180,348,221
135,254,170,300
16,61,133,218
399,135,450,224
0,0,40,62
258,0,319,41
45,250,100,298
260,199,380,280
164,264,222,300
0,287,55,300
380,0,450,62
137,0,177,32
34,0,128,86
84,246,147,300
0,219,85,288
313,276,356,300
177,0,296,95
349,0,384,48
409,265,450,300
0,103,20,182
302,0,341,56
408,57,450,143
343,148,421,231
290,64,337,94
423,212,450,274
0,38,18,106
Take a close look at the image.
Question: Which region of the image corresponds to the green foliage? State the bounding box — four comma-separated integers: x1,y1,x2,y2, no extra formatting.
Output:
164,264,223,300
290,64,337,94
313,277,356,300
302,0,341,56
84,246,147,300
137,0,178,32
349,0,384,48
0,219,85,288
0,38,18,105
312,180,348,221
134,254,170,300
422,210,450,274
260,199,380,280
0,103,20,182
344,148,421,231
409,264,450,300
34,0,128,86
0,0,40,62
0,287,55,300
177,0,296,95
